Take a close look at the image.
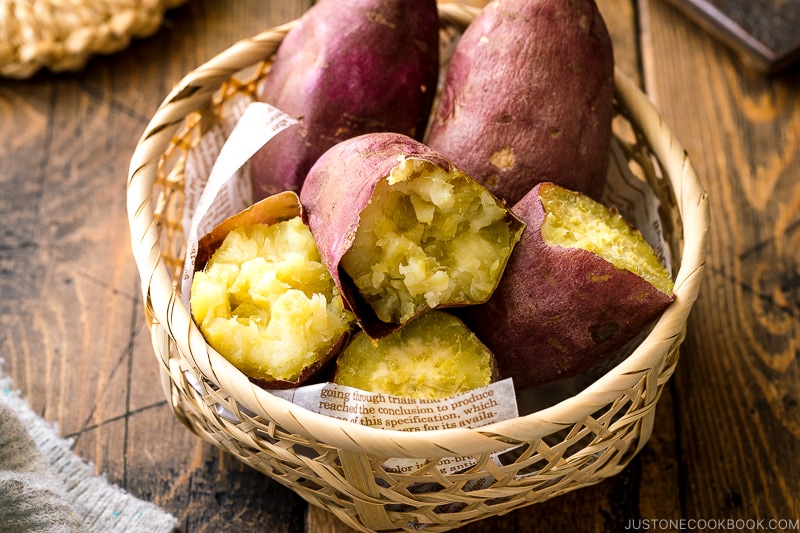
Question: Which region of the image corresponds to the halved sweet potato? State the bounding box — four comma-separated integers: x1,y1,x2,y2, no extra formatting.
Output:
458,183,674,389
250,0,440,200
189,194,355,388
334,310,497,399
427,0,614,205
299,132,525,338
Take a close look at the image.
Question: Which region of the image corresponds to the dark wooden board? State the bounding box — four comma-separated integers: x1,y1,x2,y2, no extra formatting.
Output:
4,0,800,531
661,0,800,74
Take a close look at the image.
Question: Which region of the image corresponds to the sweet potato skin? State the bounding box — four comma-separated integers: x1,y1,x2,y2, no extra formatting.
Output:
250,0,439,201
299,132,523,339
427,0,614,205
457,183,674,389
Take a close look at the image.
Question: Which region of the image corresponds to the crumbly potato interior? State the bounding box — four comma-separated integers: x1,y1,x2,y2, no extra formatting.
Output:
539,183,674,295
334,311,494,399
340,158,519,324
190,217,353,382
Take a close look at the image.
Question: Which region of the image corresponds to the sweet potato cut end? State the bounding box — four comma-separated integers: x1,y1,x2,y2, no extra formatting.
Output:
339,157,524,326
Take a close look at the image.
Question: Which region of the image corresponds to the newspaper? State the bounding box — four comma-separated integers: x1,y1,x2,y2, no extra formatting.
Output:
179,99,298,307
272,379,518,475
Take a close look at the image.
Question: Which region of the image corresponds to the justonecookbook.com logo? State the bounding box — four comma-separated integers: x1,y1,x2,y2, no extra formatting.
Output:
624,518,800,530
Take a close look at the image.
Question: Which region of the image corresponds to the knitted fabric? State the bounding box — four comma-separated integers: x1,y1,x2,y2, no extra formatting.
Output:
0,372,179,533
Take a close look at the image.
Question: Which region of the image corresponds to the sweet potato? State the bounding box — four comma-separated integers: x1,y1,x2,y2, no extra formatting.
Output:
189,194,355,388
334,310,497,399
299,132,525,339
250,0,440,201
457,183,674,389
427,0,614,205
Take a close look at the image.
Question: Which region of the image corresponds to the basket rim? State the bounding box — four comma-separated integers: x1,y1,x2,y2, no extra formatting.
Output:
126,2,710,458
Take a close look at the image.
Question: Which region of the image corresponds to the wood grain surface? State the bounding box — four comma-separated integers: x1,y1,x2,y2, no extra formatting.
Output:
661,0,800,74
2,0,799,531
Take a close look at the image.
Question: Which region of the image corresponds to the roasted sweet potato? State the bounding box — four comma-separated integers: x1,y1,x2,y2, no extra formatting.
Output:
334,310,497,399
189,195,355,388
299,132,525,338
250,0,439,201
457,183,674,389
427,0,614,205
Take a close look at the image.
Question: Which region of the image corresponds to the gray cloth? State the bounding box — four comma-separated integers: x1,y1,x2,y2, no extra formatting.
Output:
0,373,179,533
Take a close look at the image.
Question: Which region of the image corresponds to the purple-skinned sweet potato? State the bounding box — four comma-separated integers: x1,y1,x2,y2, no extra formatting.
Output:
250,0,440,201
427,0,614,205
299,132,525,339
457,183,674,389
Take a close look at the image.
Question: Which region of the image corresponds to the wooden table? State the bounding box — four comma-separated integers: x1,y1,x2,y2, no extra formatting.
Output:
2,0,799,531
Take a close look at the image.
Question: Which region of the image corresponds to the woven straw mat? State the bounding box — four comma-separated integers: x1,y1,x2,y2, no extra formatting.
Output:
0,0,188,78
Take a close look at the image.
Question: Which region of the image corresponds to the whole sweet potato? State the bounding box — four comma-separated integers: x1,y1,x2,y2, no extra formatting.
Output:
250,0,440,201
300,132,525,339
427,0,614,205
457,183,674,389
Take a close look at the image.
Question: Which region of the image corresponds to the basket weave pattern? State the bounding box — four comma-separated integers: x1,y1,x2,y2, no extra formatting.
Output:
0,0,188,78
127,5,709,532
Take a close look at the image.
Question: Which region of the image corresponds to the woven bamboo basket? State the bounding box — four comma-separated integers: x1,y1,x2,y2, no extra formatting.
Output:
0,0,188,79
126,4,710,532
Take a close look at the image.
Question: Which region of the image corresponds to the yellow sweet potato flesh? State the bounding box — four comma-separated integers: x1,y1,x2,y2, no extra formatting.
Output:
334,311,495,399
339,158,518,324
539,183,674,296
190,217,353,383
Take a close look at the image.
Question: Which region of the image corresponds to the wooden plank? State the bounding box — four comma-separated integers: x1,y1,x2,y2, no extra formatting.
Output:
661,0,800,74
640,0,800,523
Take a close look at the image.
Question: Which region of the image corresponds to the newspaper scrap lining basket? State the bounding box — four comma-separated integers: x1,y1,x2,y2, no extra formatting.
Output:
126,4,709,532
